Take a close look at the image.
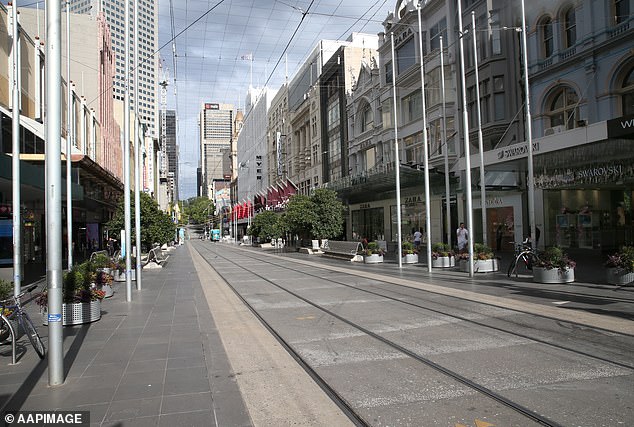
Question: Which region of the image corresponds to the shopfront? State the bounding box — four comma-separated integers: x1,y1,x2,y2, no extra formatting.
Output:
472,193,524,252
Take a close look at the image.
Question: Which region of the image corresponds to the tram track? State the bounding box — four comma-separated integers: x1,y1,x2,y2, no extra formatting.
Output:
193,242,634,426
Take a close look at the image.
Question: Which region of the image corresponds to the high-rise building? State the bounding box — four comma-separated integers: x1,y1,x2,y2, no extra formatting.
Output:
199,103,234,198
70,0,159,138
162,110,178,203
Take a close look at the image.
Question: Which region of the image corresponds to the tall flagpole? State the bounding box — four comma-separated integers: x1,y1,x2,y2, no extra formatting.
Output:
11,0,22,296
134,0,142,290
417,2,432,272
124,0,132,300
390,32,403,269
457,0,474,277
440,35,452,248
66,0,73,269
520,0,536,246
46,0,65,385
472,11,487,246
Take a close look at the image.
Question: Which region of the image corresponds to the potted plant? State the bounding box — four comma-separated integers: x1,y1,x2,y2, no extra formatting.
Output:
401,241,418,264
113,257,136,282
458,243,499,273
95,270,115,298
431,242,455,268
605,246,634,285
37,261,105,326
92,253,113,274
533,246,576,283
0,279,18,342
363,241,385,264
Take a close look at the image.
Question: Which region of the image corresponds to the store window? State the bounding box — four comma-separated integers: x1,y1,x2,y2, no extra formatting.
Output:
540,16,554,58
621,66,634,116
563,6,576,48
391,203,425,243
352,207,385,242
548,86,578,129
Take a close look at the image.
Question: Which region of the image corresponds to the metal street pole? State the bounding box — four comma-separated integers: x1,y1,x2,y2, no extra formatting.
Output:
390,32,403,269
472,11,487,246
124,0,132,301
66,0,73,269
440,35,452,248
520,0,536,246
457,0,474,277
417,2,433,272
46,0,65,385
134,0,142,290
11,0,22,297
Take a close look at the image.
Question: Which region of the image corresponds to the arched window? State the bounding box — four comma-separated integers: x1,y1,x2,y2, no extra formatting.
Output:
360,102,373,133
563,7,576,48
622,67,634,115
548,87,578,129
540,17,554,58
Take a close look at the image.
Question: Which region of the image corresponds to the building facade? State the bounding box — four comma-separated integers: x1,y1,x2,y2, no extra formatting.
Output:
162,109,178,203
199,103,234,199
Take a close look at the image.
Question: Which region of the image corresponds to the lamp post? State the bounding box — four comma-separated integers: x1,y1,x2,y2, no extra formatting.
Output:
472,11,487,247
390,32,404,269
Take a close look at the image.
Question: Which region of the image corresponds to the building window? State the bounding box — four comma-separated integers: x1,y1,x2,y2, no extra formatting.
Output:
385,62,393,85
622,67,634,115
563,6,576,48
540,16,554,58
402,90,422,124
360,102,373,133
614,0,630,25
396,37,416,74
429,18,446,52
548,86,578,129
493,75,505,121
490,10,502,55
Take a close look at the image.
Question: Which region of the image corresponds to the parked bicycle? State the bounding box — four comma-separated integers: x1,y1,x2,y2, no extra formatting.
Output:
0,284,46,359
507,240,540,278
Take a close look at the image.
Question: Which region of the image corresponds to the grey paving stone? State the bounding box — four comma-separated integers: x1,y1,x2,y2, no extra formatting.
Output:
160,392,214,415
163,366,210,396
158,410,215,427
105,396,162,422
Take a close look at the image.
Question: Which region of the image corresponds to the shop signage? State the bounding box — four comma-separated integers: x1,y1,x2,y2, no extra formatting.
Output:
535,162,628,188
204,103,219,110
497,142,540,160
607,114,634,139
359,203,371,209
403,195,423,204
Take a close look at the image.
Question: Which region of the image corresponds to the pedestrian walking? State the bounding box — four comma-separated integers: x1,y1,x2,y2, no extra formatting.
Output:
457,222,469,252
413,229,422,251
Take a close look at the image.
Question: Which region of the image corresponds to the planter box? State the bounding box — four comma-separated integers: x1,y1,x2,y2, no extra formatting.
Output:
402,253,419,264
42,300,102,326
113,270,136,282
533,266,575,284
100,284,114,298
459,258,499,273
364,254,384,264
432,256,455,268
605,268,634,286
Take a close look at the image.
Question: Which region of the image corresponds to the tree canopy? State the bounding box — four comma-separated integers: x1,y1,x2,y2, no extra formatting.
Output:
248,210,282,241
107,192,176,250
181,197,214,225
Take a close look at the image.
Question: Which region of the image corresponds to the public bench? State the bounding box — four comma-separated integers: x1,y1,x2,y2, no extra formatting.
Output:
145,246,169,268
321,240,364,262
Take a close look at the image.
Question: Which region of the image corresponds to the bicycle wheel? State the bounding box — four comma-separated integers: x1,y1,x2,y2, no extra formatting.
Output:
0,316,10,342
507,256,518,277
21,313,46,359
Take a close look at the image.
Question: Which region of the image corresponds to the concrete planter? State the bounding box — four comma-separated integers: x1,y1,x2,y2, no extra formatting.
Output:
42,299,102,326
532,266,575,284
364,254,384,264
459,258,499,273
401,253,419,264
605,268,634,286
432,256,455,268
113,270,136,282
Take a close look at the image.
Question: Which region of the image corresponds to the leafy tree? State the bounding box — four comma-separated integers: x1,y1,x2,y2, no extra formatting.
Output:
281,194,317,240
248,210,282,242
182,197,214,224
310,188,345,239
107,192,176,250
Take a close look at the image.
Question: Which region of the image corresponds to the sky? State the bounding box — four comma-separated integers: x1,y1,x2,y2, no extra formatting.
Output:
156,0,390,199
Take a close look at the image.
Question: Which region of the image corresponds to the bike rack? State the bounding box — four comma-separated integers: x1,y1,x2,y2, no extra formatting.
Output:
1,313,17,365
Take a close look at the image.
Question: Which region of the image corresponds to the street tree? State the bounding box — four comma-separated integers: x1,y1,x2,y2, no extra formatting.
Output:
310,188,345,239
248,210,282,242
182,197,214,224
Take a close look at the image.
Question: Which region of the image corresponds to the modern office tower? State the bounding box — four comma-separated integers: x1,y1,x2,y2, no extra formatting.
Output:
199,103,234,199
70,0,159,138
162,110,178,203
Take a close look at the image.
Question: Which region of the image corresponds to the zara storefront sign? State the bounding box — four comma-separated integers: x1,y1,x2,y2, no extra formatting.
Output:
497,142,540,160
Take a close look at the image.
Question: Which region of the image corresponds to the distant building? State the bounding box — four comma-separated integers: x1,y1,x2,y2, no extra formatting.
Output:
162,110,178,203
199,103,234,199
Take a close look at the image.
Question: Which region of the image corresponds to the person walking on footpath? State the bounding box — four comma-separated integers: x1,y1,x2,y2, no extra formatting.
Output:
413,228,422,251
457,222,469,253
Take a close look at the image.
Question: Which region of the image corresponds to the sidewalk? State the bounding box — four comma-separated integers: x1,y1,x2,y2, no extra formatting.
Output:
0,246,252,426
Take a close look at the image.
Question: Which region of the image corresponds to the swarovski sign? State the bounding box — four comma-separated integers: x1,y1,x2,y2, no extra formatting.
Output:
497,142,540,160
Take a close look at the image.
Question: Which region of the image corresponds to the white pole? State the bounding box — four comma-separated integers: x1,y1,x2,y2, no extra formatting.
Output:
11,0,22,296
134,0,142,290
520,0,536,246
440,35,452,248
472,11,487,247
124,0,132,300
457,0,474,277
46,0,65,385
66,0,73,269
417,3,432,272
390,33,403,269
